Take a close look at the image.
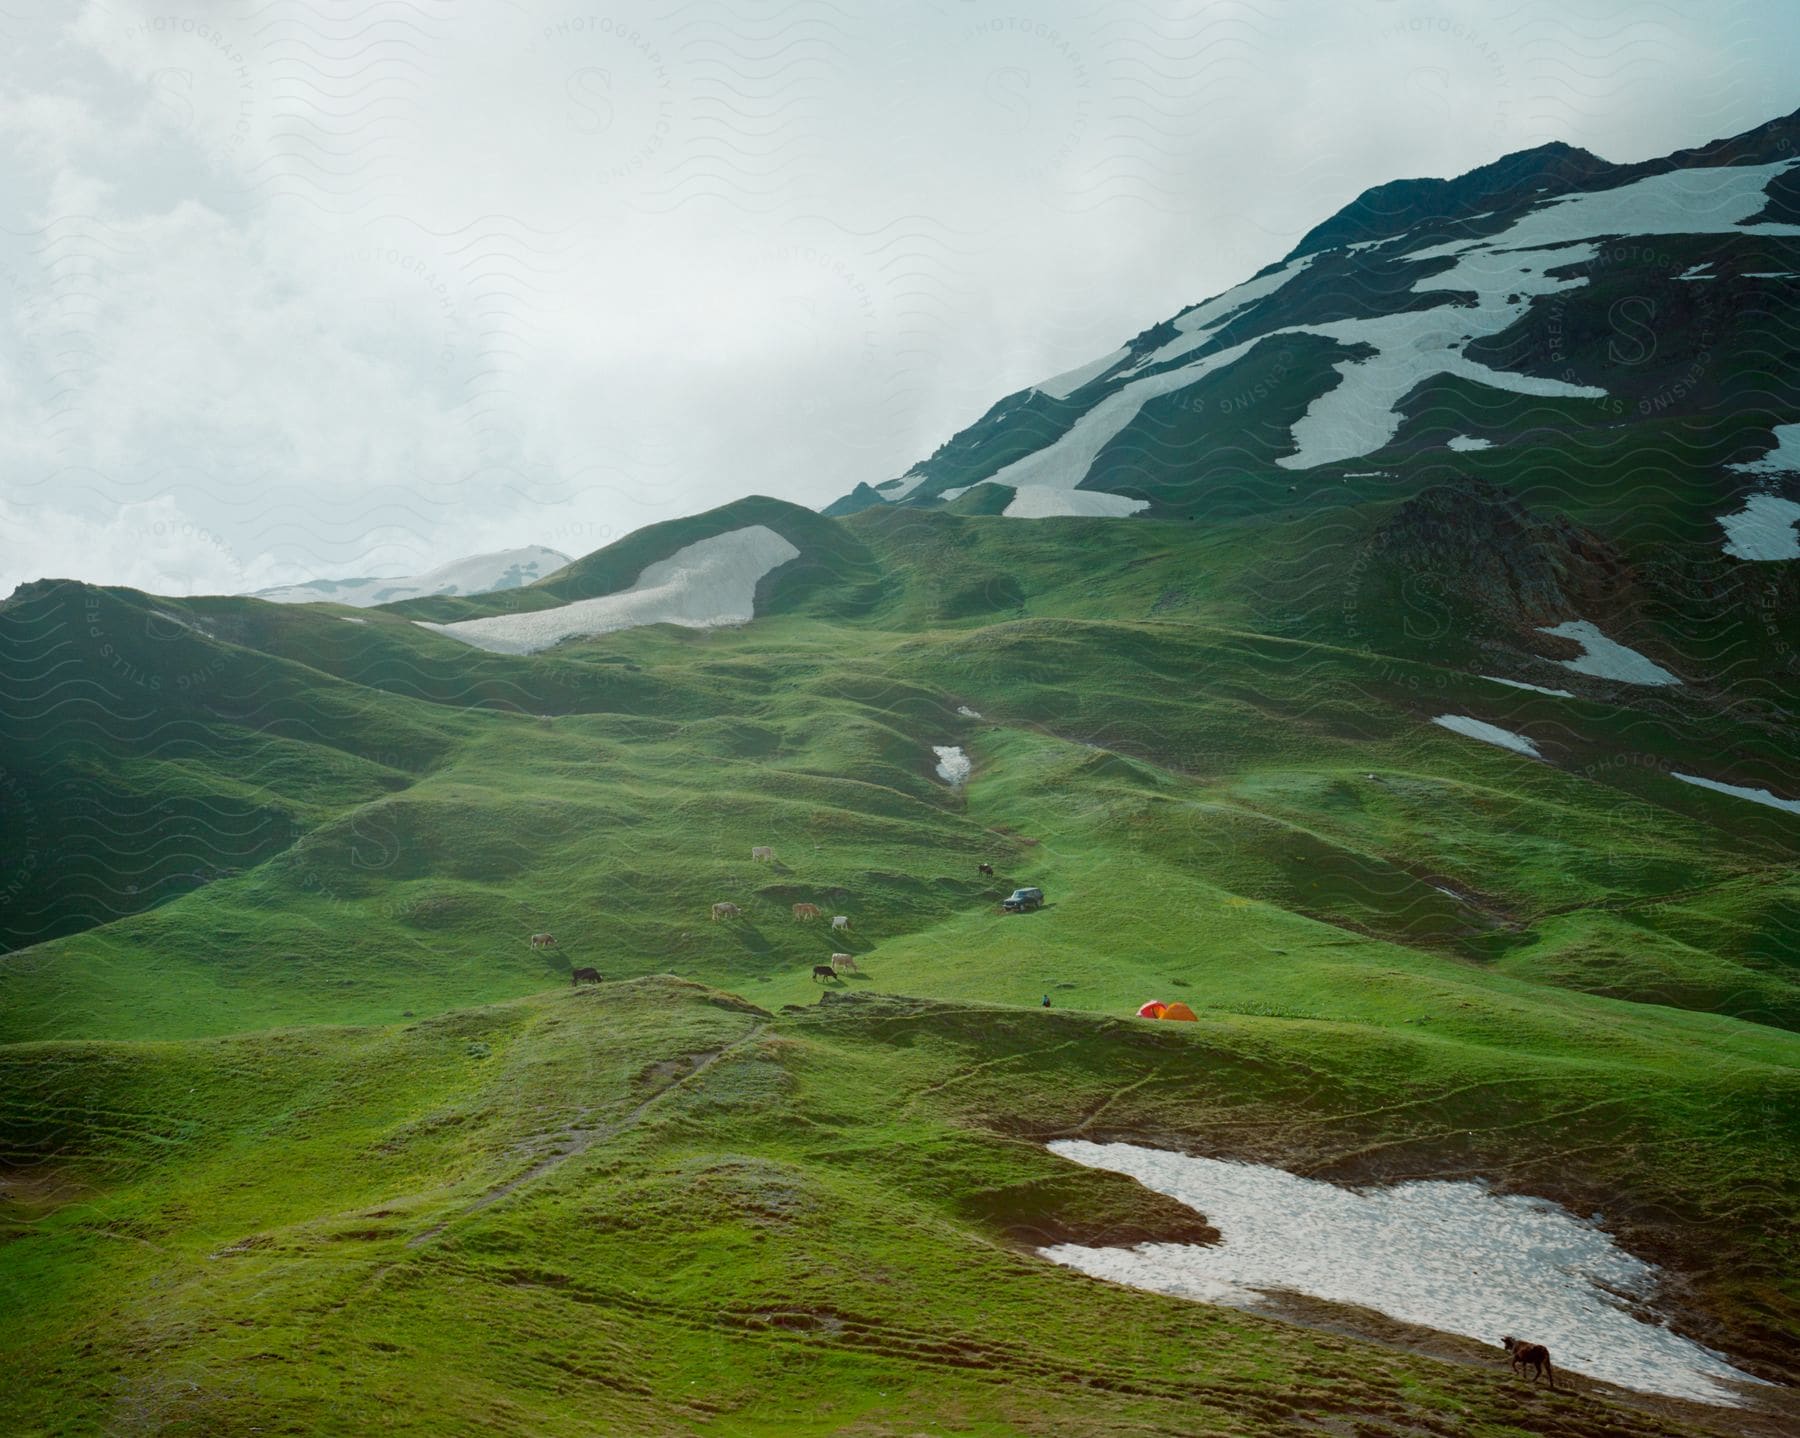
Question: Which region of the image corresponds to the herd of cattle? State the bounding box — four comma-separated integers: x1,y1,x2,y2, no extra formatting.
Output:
533,844,1009,988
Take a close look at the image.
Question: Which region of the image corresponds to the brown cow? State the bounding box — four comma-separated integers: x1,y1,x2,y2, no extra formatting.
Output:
752,845,775,862
570,967,601,986
530,932,557,949
811,964,839,983
792,902,821,921
711,902,741,922
978,862,994,877
1501,1337,1555,1389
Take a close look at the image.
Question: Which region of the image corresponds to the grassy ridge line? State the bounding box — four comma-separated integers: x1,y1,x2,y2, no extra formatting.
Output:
0,979,1768,1436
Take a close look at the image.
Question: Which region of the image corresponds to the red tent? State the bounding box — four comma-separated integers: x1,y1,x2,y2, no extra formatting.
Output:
1136,1000,1167,1019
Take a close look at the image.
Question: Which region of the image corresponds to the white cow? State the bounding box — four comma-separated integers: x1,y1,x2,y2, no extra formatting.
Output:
830,952,858,972
831,915,851,933
752,845,775,862
711,902,741,922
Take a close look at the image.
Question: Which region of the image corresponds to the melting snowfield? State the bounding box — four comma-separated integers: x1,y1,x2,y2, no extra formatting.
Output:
1538,620,1679,685
1041,1141,1767,1406
1717,493,1800,560
416,527,800,655
1432,714,1540,758
932,745,971,786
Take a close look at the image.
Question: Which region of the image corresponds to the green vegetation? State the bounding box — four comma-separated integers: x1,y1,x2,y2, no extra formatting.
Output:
3,496,1796,1435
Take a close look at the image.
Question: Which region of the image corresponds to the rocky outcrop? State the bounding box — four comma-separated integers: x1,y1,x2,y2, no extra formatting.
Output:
1368,477,1629,626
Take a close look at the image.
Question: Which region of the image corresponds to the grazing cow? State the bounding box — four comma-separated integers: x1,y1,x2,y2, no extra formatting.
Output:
570,967,601,987
530,932,557,949
811,964,839,983
830,952,857,972
1501,1337,1555,1389
831,915,851,933
978,862,994,877
711,901,741,922
752,845,775,862
792,902,821,921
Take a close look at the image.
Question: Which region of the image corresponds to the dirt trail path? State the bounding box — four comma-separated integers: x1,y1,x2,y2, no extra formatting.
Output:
407,1018,767,1248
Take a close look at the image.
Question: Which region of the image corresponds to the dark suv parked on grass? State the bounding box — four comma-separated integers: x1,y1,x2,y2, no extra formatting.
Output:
1002,887,1044,913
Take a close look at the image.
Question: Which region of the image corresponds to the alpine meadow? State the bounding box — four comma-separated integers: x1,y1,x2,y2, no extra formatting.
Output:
3,21,1800,1438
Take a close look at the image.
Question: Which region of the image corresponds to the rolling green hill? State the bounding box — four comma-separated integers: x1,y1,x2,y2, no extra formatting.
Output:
6,113,1800,1436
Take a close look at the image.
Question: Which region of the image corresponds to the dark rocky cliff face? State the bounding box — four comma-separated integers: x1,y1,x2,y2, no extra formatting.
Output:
1368,477,1629,627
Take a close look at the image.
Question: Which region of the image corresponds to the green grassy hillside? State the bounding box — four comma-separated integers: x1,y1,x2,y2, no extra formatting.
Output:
3,499,1796,1434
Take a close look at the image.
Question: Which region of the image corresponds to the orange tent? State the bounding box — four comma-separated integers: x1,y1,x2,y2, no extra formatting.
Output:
1160,1001,1198,1022
1136,1001,1167,1019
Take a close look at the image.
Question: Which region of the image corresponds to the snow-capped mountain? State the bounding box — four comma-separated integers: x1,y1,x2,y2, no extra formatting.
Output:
829,109,1800,559
252,546,571,608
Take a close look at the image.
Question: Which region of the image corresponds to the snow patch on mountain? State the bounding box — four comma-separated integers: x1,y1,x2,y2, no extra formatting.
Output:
1447,435,1492,451
1128,257,1315,373
1479,674,1573,698
1005,486,1148,518
255,546,571,608
1035,346,1131,399
1538,620,1679,685
416,527,800,655
1728,422,1800,476
1474,158,1800,250
976,337,1271,514
1432,714,1541,758
857,156,1800,515
874,469,931,502
1673,773,1800,815
1718,494,1800,560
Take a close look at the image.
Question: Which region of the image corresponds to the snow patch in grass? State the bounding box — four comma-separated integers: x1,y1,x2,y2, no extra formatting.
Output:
1041,1141,1768,1405
1717,493,1800,560
932,745,971,786
1446,434,1492,451
416,526,800,655
956,705,982,719
1537,620,1679,685
338,616,368,625
1479,674,1574,698
1672,773,1800,815
1677,264,1715,281
1431,714,1541,758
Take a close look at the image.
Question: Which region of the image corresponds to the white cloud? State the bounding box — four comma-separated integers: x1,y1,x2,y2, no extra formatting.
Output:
1,1,1796,591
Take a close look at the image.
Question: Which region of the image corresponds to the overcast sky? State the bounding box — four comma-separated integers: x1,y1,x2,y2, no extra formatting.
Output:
1,0,1796,594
